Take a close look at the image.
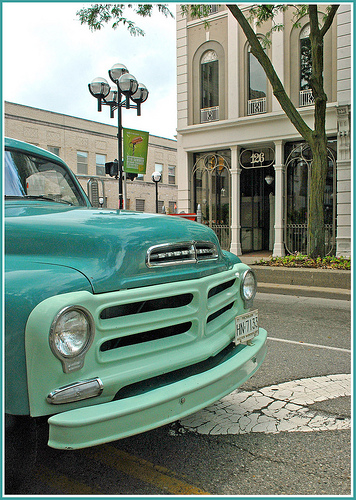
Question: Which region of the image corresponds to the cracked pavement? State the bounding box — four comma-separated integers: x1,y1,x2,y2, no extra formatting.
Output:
179,374,351,435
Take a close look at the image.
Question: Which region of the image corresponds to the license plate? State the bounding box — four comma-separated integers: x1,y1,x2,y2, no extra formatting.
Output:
234,310,259,345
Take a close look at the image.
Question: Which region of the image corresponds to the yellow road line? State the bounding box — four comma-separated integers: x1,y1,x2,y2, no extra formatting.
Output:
35,465,101,495
85,445,210,495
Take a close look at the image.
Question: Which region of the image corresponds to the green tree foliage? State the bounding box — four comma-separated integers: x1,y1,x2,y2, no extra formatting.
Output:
77,4,173,36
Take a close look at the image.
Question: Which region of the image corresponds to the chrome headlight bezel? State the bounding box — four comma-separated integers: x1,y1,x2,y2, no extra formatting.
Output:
49,305,95,373
240,269,257,308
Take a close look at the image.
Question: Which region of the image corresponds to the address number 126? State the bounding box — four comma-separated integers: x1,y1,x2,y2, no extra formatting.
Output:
251,152,265,164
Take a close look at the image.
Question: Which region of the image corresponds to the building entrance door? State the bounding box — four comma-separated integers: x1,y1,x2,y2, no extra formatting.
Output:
240,165,274,253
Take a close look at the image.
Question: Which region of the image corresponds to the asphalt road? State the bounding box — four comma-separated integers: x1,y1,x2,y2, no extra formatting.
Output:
10,292,351,496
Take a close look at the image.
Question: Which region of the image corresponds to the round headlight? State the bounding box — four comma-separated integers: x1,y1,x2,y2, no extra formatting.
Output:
49,306,94,373
241,269,257,306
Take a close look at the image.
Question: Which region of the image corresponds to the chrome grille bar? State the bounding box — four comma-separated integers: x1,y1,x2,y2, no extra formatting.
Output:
146,241,218,267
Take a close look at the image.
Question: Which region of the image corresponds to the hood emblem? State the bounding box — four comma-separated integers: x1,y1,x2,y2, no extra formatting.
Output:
146,241,218,267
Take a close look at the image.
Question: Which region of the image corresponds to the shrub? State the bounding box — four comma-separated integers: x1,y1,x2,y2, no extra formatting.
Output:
255,253,351,270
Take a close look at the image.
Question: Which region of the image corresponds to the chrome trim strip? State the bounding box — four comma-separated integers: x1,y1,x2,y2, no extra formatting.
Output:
47,378,104,405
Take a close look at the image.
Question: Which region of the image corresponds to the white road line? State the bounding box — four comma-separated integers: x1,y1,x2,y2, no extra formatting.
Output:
268,336,351,353
178,374,351,436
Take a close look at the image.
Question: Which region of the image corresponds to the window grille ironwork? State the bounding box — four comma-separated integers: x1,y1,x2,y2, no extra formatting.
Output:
286,223,334,255
211,224,231,251
284,143,336,255
201,106,219,123
248,97,266,115
191,152,231,251
300,89,314,107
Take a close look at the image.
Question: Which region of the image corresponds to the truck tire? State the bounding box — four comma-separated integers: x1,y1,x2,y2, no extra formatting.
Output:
5,414,38,493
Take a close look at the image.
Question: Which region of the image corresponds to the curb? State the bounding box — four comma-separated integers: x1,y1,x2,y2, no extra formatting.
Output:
256,283,351,301
250,265,351,301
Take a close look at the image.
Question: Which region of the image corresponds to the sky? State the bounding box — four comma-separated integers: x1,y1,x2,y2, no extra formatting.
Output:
3,2,178,139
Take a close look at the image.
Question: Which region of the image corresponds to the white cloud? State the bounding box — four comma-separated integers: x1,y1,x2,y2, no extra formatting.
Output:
3,2,177,139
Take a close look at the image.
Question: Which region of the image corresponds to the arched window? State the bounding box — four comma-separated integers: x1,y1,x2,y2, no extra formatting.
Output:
200,50,219,121
300,25,314,106
248,46,267,115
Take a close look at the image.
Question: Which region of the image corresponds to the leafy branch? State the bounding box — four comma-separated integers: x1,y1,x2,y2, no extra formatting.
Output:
77,4,174,36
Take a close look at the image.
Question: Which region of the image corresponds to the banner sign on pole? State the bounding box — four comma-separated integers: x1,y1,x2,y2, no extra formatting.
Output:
123,128,149,175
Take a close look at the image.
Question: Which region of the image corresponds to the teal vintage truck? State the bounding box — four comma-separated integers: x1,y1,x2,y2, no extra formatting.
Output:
5,137,267,485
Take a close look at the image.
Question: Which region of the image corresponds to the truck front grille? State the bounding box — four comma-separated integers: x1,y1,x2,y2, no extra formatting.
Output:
207,302,235,323
100,322,192,351
100,293,193,320
208,279,235,298
96,269,241,387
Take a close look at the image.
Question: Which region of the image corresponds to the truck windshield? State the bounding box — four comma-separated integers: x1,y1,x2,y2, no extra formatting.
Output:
4,150,87,206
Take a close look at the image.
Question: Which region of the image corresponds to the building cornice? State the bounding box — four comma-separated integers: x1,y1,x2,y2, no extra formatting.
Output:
177,103,338,151
177,102,338,136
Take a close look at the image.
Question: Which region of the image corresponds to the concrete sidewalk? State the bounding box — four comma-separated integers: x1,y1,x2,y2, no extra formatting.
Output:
239,252,352,301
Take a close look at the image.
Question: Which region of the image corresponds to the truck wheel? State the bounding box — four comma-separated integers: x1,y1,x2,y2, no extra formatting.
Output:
5,414,38,493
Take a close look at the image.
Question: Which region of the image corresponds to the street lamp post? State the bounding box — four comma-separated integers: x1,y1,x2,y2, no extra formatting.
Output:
88,63,148,209
151,171,162,213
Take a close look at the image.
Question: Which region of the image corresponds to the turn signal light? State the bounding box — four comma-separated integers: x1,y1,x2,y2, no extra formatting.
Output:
47,378,103,405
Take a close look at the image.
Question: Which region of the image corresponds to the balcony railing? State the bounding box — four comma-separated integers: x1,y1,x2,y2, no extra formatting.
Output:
201,106,219,123
300,89,314,107
248,97,266,115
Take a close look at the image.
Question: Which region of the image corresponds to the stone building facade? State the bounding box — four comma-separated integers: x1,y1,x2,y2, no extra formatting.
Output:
5,101,178,214
176,4,352,257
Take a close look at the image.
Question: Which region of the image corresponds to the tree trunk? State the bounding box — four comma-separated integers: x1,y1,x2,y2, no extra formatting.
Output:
308,5,329,258
308,138,329,258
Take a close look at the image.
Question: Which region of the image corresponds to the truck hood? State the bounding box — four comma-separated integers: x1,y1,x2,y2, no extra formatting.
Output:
5,202,238,293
